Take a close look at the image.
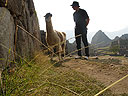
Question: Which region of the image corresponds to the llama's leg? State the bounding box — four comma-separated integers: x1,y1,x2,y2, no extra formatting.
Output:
59,45,62,60
63,42,66,57
50,48,54,61
61,44,65,58
63,46,66,58
56,44,62,60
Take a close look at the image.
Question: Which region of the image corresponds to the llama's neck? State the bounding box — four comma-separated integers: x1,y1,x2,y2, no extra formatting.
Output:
46,20,54,34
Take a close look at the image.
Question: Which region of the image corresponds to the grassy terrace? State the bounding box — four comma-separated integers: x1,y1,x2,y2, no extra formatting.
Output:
0,54,114,96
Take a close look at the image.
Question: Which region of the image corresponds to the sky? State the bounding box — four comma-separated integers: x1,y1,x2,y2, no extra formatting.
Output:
33,0,128,43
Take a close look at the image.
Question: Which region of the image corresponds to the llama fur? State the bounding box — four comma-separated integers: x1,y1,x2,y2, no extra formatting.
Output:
44,13,66,60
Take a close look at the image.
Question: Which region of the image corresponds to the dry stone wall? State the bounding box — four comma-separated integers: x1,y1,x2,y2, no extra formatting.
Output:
0,0,41,69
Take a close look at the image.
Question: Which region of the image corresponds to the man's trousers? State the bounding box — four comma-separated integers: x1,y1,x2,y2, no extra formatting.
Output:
75,27,89,57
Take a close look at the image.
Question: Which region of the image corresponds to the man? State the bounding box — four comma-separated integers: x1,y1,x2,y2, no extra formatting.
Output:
71,1,90,60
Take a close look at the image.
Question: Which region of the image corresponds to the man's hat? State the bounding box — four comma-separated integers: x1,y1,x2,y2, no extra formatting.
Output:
71,1,80,7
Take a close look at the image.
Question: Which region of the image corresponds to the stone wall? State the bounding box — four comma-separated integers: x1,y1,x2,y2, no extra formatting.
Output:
0,8,15,68
0,0,41,69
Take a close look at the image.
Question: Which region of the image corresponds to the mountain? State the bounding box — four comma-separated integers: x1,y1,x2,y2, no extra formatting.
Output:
106,27,128,40
63,26,128,43
120,34,128,39
91,30,112,48
110,34,128,56
113,36,120,41
112,34,128,41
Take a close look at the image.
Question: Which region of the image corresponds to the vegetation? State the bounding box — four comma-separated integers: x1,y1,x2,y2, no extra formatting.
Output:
0,53,115,96
109,45,120,54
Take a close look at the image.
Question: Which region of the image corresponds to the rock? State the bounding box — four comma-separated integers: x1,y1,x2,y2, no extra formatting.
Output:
14,0,41,59
0,0,23,16
0,7,15,68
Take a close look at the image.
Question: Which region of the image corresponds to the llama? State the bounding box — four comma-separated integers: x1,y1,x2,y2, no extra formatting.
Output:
44,13,66,60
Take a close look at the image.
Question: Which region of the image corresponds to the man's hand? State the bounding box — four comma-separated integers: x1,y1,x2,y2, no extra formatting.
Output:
86,18,90,26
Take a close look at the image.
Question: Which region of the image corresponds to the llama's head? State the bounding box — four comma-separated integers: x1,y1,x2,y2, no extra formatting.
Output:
44,13,52,22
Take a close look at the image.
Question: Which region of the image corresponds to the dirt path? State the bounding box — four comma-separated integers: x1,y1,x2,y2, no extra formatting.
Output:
63,56,128,95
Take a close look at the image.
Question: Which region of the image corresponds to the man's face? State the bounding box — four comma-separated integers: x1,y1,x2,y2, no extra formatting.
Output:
72,6,79,10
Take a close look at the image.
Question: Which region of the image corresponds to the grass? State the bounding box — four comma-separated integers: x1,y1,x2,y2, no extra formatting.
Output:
0,53,115,96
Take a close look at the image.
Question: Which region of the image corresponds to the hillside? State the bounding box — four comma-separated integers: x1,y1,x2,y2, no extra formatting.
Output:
0,53,115,96
1,53,128,96
63,56,128,95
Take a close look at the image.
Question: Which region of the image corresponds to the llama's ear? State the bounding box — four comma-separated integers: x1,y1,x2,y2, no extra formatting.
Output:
50,14,52,17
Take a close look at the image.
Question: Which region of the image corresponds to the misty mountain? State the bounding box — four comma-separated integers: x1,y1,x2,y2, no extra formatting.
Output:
64,27,128,43
91,30,112,48
106,27,128,39
65,30,128,56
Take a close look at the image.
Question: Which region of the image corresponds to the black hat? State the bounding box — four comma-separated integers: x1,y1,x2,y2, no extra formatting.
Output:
71,1,80,7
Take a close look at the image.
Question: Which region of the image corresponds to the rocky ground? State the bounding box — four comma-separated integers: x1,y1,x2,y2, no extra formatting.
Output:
62,56,128,95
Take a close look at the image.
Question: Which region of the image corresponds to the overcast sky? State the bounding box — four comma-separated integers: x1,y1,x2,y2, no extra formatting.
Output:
33,0,128,42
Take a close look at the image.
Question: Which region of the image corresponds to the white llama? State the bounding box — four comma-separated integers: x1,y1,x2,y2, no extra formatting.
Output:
44,13,66,60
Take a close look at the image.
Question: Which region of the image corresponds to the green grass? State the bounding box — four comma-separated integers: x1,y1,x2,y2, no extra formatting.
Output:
0,53,115,96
